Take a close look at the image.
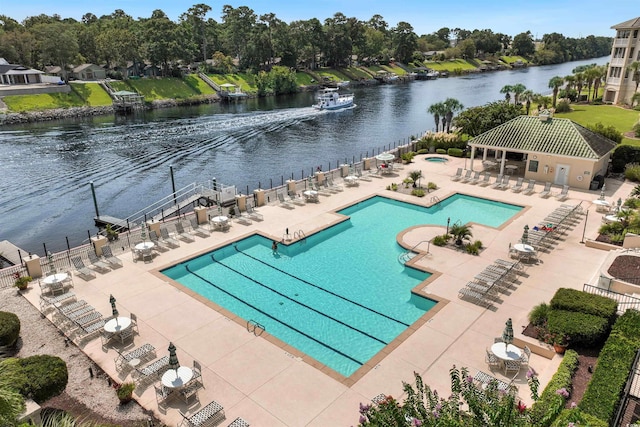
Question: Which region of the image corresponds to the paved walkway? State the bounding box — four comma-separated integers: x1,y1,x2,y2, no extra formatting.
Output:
22,154,631,426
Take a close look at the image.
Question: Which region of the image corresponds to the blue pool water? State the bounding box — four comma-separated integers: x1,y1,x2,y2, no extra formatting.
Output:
162,194,522,376
425,156,449,163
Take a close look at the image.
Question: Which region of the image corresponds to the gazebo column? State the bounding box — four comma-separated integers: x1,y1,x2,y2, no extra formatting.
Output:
482,148,488,161
499,150,507,176
469,146,477,171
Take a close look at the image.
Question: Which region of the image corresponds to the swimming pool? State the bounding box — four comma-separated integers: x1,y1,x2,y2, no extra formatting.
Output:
425,156,449,163
162,194,522,377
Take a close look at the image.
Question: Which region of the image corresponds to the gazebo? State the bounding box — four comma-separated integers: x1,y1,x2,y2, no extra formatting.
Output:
467,114,618,190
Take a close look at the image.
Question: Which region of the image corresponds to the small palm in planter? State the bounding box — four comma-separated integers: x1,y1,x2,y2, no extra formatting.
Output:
449,223,473,246
408,170,422,188
13,273,32,291
116,382,135,404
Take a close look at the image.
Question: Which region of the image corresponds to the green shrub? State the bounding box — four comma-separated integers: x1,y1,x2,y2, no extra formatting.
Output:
555,100,571,113
2,355,70,403
464,240,482,255
580,310,640,423
551,408,608,427
436,148,447,154
411,189,425,197
0,311,20,347
612,145,640,173
625,163,640,182
432,234,449,246
634,122,640,138
624,198,640,208
587,122,623,144
416,149,428,155
549,288,617,320
21,355,68,402
528,303,549,327
401,152,416,163
530,349,579,426
116,382,135,403
427,182,437,191
547,310,611,347
447,148,463,157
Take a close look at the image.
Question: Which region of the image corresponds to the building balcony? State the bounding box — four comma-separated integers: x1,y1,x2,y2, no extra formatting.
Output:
613,38,630,47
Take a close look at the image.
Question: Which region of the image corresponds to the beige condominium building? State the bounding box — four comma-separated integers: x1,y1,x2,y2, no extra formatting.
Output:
604,16,640,104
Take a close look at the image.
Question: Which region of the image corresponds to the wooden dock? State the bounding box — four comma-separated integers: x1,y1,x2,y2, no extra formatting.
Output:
93,215,129,231
0,240,28,266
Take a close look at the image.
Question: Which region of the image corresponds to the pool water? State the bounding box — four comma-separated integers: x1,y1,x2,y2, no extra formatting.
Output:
425,156,448,163
162,194,522,376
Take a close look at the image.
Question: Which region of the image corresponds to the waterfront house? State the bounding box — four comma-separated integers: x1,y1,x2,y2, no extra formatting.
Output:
604,16,640,105
467,114,617,190
70,64,106,81
0,58,43,85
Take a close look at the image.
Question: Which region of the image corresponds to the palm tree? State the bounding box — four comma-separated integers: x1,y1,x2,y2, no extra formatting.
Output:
427,102,446,132
632,92,640,107
449,223,472,246
512,83,526,106
548,76,564,108
443,97,464,133
563,74,576,93
583,66,599,102
574,72,585,101
500,84,513,103
520,90,535,114
591,65,606,102
631,184,640,198
628,61,640,94
408,170,422,188
0,364,25,426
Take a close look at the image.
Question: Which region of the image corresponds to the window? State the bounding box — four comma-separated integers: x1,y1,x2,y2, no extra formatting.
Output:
634,30,638,38
609,67,622,78
614,47,626,58
528,160,539,173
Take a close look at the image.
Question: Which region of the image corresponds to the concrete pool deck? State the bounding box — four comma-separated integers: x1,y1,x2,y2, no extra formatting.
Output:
23,154,633,426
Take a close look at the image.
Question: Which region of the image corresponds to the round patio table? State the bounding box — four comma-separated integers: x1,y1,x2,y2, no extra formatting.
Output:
43,272,68,285
162,366,193,389
104,316,132,333
490,343,522,361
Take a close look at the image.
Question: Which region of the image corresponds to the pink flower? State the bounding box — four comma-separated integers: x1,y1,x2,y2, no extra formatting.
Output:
412,418,422,426
526,368,538,379
570,402,577,408
555,388,570,398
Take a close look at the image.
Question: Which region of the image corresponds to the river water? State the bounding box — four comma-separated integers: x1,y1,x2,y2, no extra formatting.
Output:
0,57,608,254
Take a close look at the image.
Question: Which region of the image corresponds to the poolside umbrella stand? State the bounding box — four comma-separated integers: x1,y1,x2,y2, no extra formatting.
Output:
109,294,119,324
168,342,180,372
521,225,529,245
375,152,395,164
502,318,514,349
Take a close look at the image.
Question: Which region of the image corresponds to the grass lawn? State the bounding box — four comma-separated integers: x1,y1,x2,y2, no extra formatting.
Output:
381,64,407,75
342,67,372,79
209,73,257,94
500,56,528,64
554,104,640,146
111,78,200,101
184,75,216,95
424,59,477,72
295,71,315,86
70,82,112,106
4,91,86,112
316,68,350,82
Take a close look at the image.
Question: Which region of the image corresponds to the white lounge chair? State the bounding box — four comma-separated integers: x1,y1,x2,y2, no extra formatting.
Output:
287,192,306,206
460,169,473,183
511,177,524,192
498,175,511,189
246,204,264,221
101,246,123,268
451,167,463,181
478,173,492,186
490,174,504,189
175,222,196,242
159,226,180,248
71,256,96,280
149,230,171,251
87,251,111,273
539,182,552,198
555,185,570,201
469,171,482,184
522,179,536,195
278,193,294,209
190,218,211,237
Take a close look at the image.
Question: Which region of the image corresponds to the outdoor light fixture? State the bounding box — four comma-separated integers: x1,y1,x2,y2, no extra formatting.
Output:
446,217,451,235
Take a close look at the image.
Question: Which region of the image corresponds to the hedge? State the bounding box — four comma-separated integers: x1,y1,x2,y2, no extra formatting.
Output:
547,310,611,347
580,310,640,423
447,148,463,157
551,409,608,427
0,311,20,347
0,355,68,403
530,349,579,426
549,288,617,321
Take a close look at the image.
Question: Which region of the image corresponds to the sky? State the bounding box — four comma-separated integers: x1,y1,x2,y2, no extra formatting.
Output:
2,0,637,38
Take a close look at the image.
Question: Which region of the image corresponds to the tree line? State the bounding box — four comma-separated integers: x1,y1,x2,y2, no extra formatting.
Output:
0,4,612,77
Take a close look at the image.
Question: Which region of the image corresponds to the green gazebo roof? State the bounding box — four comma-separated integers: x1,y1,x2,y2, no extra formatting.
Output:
468,115,617,159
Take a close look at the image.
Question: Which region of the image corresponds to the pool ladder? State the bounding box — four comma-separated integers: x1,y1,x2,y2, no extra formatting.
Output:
247,319,265,336
293,229,306,242
430,196,440,205
398,240,430,265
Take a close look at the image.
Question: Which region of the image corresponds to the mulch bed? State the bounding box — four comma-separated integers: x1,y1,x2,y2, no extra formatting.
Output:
607,255,640,278
522,323,600,406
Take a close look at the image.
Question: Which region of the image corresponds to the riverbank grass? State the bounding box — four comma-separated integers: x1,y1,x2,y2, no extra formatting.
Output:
500,55,529,65
184,75,217,95
554,104,639,146
424,59,477,72
70,82,113,106
3,91,86,112
110,78,202,101
209,73,256,94
316,68,351,82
